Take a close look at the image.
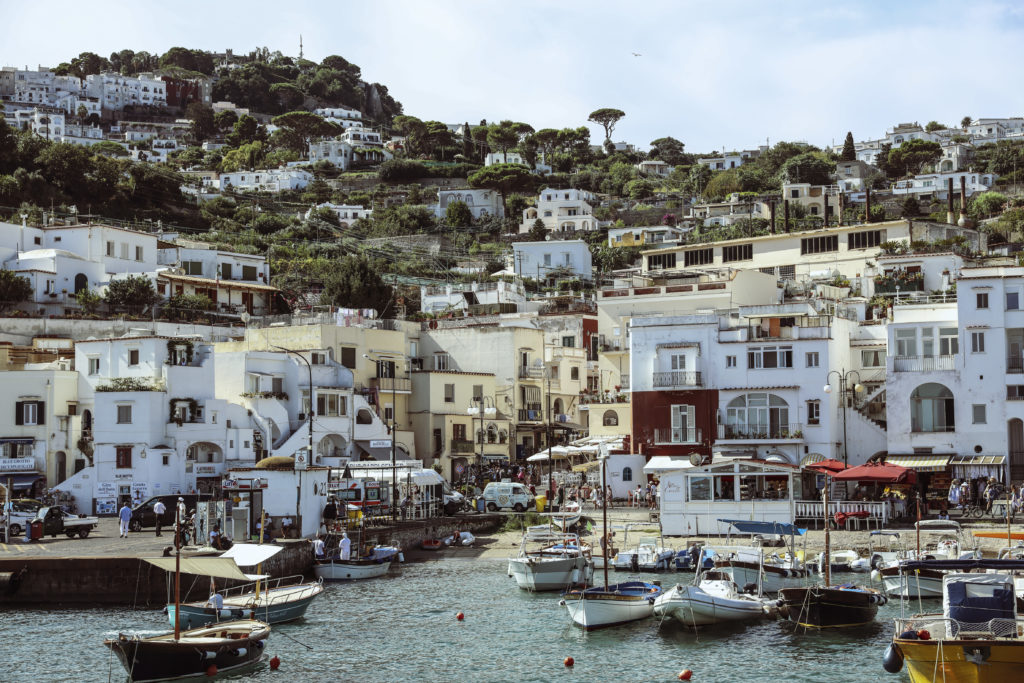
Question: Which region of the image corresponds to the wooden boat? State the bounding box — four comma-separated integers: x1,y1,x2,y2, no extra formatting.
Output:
314,556,392,580
548,501,582,531
653,571,767,626
560,450,661,629
711,520,809,593
103,510,271,682
507,524,593,592
777,479,886,629
884,559,1024,682
421,538,444,551
166,544,323,628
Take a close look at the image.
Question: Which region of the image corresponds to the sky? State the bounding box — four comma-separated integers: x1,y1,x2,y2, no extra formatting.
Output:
6,0,1024,153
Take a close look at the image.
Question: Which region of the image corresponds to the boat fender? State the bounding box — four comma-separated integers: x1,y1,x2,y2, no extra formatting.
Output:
898,630,919,640
870,569,881,582
234,648,247,657
882,644,903,674
398,552,405,563
204,650,217,660
558,599,567,606
220,609,233,618
255,640,265,649
742,583,758,594
647,597,656,605
916,629,930,640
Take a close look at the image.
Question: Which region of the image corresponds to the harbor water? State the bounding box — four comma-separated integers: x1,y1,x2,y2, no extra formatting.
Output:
0,557,911,683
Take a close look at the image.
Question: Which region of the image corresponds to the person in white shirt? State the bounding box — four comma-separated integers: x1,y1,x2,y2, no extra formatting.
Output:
339,532,351,560
153,500,167,537
312,536,326,559
206,592,224,610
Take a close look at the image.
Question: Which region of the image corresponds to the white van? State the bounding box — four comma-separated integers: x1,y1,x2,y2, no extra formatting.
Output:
481,482,533,512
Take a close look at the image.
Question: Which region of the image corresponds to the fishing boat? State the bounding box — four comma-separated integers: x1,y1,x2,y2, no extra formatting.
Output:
167,544,323,628
548,500,582,531
103,511,270,682
877,520,980,599
507,524,593,591
884,559,1024,682
313,531,397,581
653,570,768,626
777,480,887,629
560,450,662,629
712,520,809,593
611,526,675,571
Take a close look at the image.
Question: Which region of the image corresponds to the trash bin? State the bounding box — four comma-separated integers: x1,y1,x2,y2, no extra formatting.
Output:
476,497,486,513
535,494,546,513
29,520,43,541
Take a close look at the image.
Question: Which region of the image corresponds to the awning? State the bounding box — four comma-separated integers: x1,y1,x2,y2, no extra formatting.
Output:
377,469,445,486
220,543,283,567
805,458,848,474
884,454,952,472
354,440,411,461
718,519,806,536
950,454,1006,466
143,556,268,582
643,456,694,473
551,420,586,431
800,453,826,466
3,473,44,489
833,462,916,484
572,460,601,473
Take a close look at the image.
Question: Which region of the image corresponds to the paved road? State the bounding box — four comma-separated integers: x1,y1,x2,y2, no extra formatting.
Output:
0,518,191,558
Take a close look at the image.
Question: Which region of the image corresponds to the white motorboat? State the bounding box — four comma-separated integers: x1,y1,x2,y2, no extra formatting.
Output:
507,525,593,592
314,556,392,580
561,580,662,629
814,549,863,574
712,519,809,593
548,501,582,532
876,520,980,598
653,571,767,626
612,533,675,571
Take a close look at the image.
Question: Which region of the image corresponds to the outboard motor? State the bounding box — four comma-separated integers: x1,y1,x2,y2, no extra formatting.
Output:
742,582,759,595
630,553,639,572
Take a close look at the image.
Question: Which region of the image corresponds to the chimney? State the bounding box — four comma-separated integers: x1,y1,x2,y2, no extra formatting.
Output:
865,189,872,223
769,200,776,233
958,176,968,227
947,177,955,224
823,193,830,228
784,200,790,232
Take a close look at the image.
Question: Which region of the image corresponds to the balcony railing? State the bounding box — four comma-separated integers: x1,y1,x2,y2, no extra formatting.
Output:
717,423,804,440
450,439,475,454
893,355,956,372
1008,356,1024,374
518,366,545,379
653,371,703,388
517,408,543,422
371,376,412,393
654,427,702,444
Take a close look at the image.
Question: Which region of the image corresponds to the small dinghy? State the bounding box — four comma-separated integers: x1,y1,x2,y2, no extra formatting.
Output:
421,539,444,551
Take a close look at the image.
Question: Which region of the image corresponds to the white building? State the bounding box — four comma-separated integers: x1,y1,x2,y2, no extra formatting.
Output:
512,239,593,282
892,171,997,200
313,107,362,125
419,280,526,315
637,160,673,177
519,188,597,234
698,147,765,171
84,72,167,112
306,203,373,226
435,189,504,220
219,168,312,193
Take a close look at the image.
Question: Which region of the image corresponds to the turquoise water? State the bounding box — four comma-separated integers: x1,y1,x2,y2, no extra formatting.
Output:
0,558,911,682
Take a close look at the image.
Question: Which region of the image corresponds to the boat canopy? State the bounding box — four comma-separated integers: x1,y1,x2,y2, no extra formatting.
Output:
898,558,1024,572
717,519,805,536
220,543,284,567
915,519,962,531
144,556,268,581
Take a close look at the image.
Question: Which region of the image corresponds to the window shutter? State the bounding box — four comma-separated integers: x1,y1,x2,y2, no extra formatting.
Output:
670,406,680,428
35,401,45,425
15,401,24,425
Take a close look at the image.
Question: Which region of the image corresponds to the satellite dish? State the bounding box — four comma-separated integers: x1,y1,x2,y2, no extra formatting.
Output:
689,452,703,467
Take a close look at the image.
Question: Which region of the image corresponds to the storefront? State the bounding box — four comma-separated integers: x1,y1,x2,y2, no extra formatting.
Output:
884,454,952,513
0,455,44,498
950,454,1007,504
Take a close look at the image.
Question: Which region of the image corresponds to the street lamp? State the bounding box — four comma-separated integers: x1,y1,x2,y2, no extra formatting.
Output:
824,369,865,467
273,346,312,469
467,396,496,469
363,351,406,521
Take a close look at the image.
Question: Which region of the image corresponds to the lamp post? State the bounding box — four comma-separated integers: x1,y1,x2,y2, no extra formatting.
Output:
273,346,312,469
364,352,405,522
824,369,865,467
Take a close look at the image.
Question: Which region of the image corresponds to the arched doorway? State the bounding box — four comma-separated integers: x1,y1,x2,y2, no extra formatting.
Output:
74,273,88,293
56,451,67,484
317,434,347,464
82,409,92,433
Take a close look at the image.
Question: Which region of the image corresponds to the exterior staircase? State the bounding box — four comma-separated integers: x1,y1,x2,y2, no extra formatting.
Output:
855,388,886,430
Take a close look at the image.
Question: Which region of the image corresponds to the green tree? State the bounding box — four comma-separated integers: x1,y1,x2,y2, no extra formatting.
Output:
0,269,32,312
840,132,856,162
226,114,266,147
533,129,561,167
220,141,267,172
703,170,742,201
486,121,522,163
971,191,1009,219
780,152,835,186
103,275,161,314
320,254,393,315
445,200,473,227
528,219,548,241
91,140,129,157
588,108,625,142
925,121,945,133
74,288,102,315
648,136,688,166
214,109,239,132
461,122,474,160
185,103,216,144
961,116,972,129
887,138,942,176
467,163,537,217
271,111,339,154
900,196,920,218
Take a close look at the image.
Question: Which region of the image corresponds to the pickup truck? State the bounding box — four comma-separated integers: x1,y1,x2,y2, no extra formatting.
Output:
34,506,99,539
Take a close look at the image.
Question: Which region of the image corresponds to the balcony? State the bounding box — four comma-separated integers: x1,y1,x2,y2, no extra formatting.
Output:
518,366,545,379
893,355,956,372
450,439,475,454
653,371,703,389
517,408,544,423
717,423,804,440
1009,356,1024,374
654,427,702,444
370,376,412,393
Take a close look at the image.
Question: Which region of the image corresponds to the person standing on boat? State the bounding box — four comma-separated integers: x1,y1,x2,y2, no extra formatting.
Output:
339,532,351,560
118,501,132,538
153,499,166,537
312,536,326,560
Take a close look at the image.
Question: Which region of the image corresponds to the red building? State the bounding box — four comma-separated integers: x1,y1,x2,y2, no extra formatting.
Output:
631,388,719,460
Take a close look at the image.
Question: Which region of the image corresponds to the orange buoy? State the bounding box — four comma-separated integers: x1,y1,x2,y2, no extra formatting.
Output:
456,611,465,621
269,655,281,670
564,656,574,667
678,670,693,681
206,664,218,677
917,629,931,640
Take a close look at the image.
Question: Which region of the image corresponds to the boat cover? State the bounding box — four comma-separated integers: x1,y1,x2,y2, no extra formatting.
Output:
718,519,806,536
220,543,284,567
899,558,1024,572
144,556,268,581
942,572,1016,625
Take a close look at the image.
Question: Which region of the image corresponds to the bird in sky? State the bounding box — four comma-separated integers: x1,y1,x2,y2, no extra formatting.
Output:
632,52,642,57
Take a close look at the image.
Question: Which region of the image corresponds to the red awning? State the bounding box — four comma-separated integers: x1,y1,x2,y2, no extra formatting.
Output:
832,462,917,484
805,458,848,474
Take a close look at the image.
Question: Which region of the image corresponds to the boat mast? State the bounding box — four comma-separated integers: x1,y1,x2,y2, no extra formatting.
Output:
915,498,921,558
822,478,830,588
601,450,609,590
174,506,181,640
256,509,266,603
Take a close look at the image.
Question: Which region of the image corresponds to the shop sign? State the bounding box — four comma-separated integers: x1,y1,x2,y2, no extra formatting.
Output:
196,465,217,475
0,458,35,472
96,482,117,497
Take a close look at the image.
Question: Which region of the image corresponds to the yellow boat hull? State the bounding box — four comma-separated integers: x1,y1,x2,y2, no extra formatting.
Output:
896,639,1024,683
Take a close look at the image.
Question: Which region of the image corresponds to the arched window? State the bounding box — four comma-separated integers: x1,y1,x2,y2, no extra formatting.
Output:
553,398,564,415
911,383,954,432
725,393,789,438
603,410,619,426
487,424,498,443
622,466,633,482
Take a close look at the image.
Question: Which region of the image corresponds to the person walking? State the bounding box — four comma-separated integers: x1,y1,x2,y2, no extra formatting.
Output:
118,501,132,538
153,499,166,536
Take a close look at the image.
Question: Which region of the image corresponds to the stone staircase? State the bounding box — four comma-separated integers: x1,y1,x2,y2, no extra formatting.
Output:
855,385,887,430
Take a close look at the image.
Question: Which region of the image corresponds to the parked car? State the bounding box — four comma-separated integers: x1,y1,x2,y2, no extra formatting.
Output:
480,482,534,512
34,506,98,538
1,499,44,536
129,494,208,531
